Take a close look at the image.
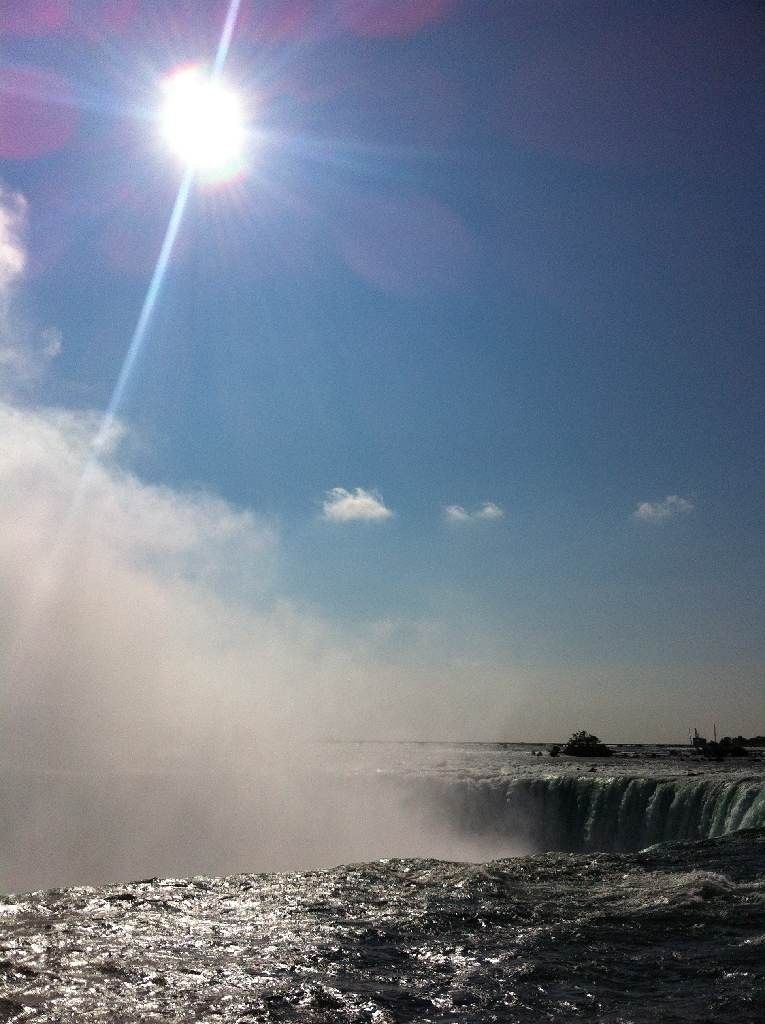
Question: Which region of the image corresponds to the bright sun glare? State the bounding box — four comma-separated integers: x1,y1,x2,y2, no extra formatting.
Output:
159,64,245,182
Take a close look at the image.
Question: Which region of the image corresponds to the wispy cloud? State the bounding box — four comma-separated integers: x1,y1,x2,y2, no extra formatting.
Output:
633,495,694,523
322,486,393,522
445,501,505,523
0,187,26,291
0,185,62,390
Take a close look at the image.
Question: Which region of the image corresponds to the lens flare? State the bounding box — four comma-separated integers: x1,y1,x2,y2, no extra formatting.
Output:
159,64,245,183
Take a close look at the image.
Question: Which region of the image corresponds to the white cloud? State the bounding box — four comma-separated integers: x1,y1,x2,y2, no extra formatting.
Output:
634,495,695,523
445,501,505,523
445,504,470,522
0,403,278,598
0,329,62,384
0,186,61,390
322,486,393,522
0,187,26,291
475,501,505,520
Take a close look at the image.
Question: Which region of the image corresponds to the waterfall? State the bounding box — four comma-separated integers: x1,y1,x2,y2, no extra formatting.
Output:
418,774,765,853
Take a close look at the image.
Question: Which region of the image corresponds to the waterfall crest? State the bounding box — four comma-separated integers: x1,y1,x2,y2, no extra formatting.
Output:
421,774,765,853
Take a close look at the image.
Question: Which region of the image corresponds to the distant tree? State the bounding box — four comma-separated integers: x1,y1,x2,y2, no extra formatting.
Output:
562,730,612,757
548,744,561,757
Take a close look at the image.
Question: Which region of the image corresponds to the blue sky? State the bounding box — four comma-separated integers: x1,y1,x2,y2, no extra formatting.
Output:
0,1,763,742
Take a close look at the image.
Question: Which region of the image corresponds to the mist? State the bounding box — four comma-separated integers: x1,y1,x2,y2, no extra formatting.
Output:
0,400,537,891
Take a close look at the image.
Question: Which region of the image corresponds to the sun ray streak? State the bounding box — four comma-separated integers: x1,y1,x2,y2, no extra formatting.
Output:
214,0,243,75
95,166,193,449
49,167,193,556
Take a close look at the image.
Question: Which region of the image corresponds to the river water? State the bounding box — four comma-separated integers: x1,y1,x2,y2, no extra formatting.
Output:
0,743,763,1021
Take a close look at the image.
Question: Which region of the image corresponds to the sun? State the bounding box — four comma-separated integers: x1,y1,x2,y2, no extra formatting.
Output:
159,64,246,182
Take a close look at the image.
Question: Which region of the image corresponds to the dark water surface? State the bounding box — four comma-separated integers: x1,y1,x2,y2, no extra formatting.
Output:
0,829,763,1022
